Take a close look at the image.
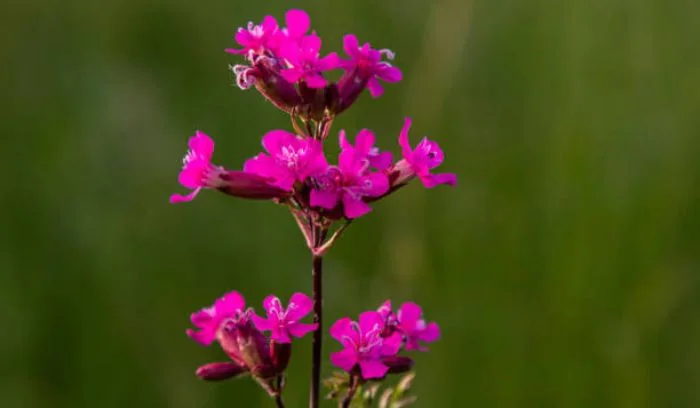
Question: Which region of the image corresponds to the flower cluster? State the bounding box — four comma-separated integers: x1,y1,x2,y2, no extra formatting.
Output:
187,291,316,387
226,9,401,117
330,301,440,380
171,118,455,219
175,8,454,407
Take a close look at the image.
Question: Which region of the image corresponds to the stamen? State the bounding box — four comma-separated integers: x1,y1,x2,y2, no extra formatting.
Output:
379,49,395,60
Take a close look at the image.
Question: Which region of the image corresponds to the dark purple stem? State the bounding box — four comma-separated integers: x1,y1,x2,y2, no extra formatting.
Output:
274,395,286,408
310,226,324,408
340,374,360,408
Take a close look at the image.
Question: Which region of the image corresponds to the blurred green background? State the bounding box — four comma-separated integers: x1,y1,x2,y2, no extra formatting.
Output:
2,0,700,406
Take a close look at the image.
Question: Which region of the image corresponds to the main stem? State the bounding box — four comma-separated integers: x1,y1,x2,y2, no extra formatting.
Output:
310,226,324,408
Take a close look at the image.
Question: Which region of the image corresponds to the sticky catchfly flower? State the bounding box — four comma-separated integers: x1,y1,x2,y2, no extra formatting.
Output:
244,130,328,191
187,291,246,346
330,311,403,379
309,131,390,219
396,302,441,351
252,293,318,343
279,33,340,88
395,117,457,188
339,34,402,98
339,129,393,171
226,15,279,58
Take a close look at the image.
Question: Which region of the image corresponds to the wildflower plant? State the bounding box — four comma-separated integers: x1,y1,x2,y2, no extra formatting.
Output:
173,9,455,408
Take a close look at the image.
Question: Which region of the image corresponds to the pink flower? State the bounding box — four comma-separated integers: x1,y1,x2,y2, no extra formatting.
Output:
339,129,393,171
244,130,328,191
396,117,457,188
187,291,246,346
170,131,287,203
330,311,403,379
396,302,441,351
225,15,279,58
279,33,340,88
309,132,390,219
279,9,311,45
251,293,318,343
340,34,402,98
170,131,223,204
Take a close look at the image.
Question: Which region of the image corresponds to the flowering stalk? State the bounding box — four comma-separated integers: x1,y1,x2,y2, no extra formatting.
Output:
172,8,455,407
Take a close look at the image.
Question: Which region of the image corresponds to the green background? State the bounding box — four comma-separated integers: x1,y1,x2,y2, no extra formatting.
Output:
2,0,699,407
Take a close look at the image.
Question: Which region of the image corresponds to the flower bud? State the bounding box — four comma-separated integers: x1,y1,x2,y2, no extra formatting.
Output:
252,57,302,113
333,68,369,115
195,361,247,381
216,171,289,200
381,355,414,375
270,340,291,373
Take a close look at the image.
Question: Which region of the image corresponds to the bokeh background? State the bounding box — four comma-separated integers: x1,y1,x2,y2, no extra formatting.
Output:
2,0,700,407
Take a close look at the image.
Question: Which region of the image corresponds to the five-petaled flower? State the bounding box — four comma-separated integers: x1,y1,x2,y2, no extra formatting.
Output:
252,293,318,343
244,130,328,191
280,33,340,88
187,290,246,346
309,130,390,219
340,34,403,98
330,311,403,379
170,131,222,204
395,117,458,188
396,302,441,351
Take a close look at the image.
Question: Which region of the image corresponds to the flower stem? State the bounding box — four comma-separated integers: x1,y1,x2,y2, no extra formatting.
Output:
274,395,286,408
340,374,360,408
310,225,325,408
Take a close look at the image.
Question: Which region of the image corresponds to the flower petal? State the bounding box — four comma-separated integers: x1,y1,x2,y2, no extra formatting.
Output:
421,172,457,188
287,292,314,321
304,74,328,89
215,291,246,317
367,77,384,98
287,322,318,338
169,189,200,204
343,34,360,58
342,195,372,219
397,302,422,328
329,317,354,342
398,117,414,160
330,348,358,372
251,313,273,332
189,131,215,160
377,65,403,83
310,188,341,210
358,311,383,335
419,322,441,343
285,9,310,39
359,359,389,379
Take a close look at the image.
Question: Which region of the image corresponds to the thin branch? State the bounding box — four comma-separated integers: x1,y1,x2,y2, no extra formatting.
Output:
313,220,352,256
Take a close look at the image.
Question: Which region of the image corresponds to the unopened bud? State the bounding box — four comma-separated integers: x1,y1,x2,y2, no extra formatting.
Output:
195,361,247,381
270,340,291,373
217,171,289,200
253,57,302,113
381,355,414,375
334,68,369,115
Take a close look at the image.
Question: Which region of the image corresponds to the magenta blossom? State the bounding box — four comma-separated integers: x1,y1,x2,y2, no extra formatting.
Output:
225,15,279,58
340,34,402,98
310,132,390,219
339,129,393,171
170,131,223,204
252,293,318,343
280,33,340,88
396,302,441,351
330,311,403,379
278,9,311,46
187,291,246,346
396,117,457,188
244,130,328,191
